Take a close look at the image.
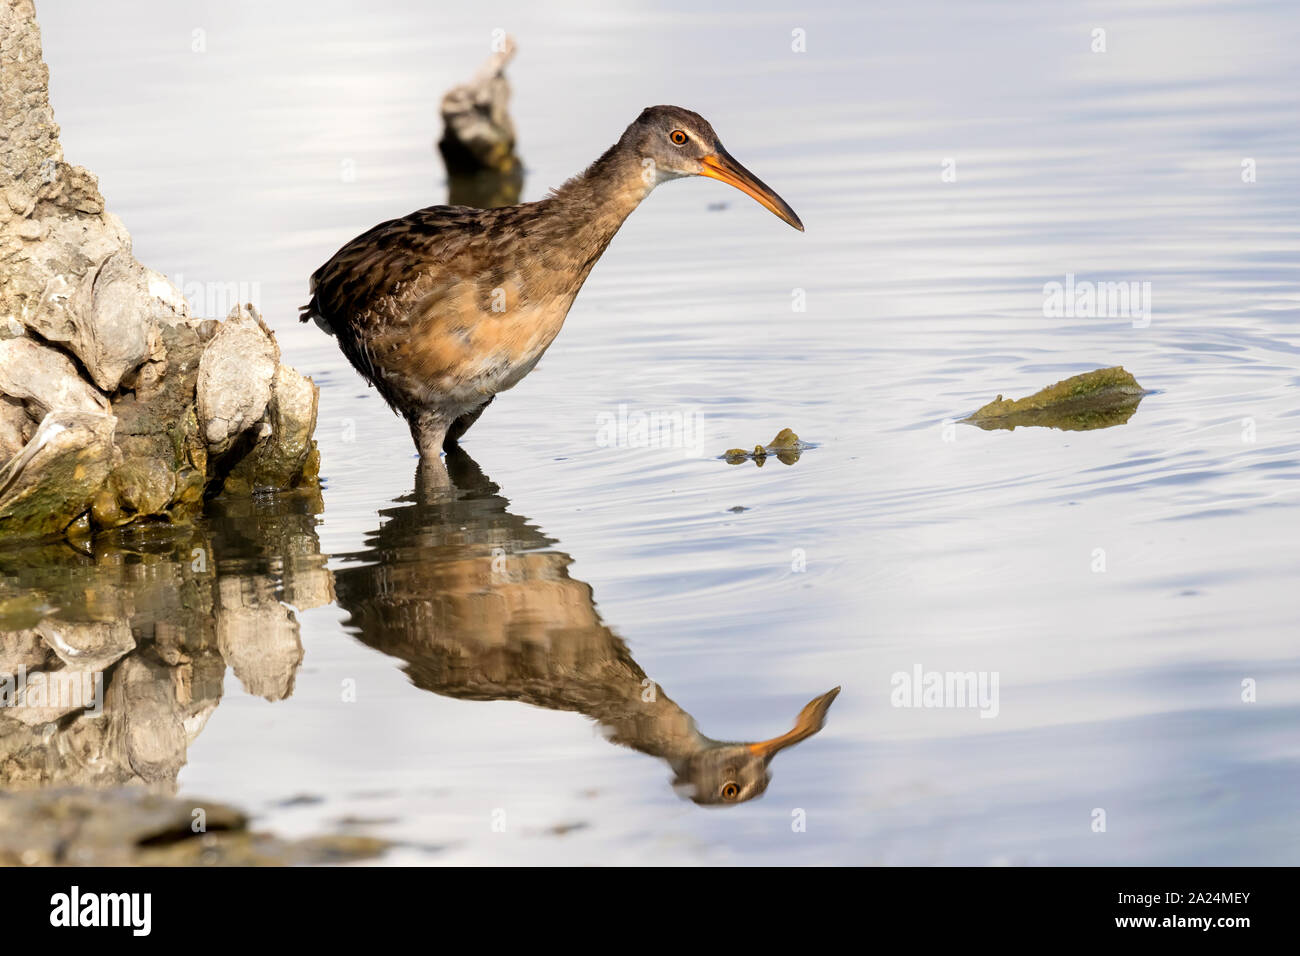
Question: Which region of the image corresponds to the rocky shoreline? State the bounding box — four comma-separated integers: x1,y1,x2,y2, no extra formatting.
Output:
0,0,319,544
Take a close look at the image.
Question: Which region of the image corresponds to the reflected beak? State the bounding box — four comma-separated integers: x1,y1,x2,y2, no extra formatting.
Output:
699,148,804,231
748,686,840,759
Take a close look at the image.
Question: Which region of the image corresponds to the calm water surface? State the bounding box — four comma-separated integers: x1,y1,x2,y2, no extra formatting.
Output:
8,0,1298,863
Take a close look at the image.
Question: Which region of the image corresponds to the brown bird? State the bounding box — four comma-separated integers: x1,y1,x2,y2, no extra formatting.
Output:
301,105,803,458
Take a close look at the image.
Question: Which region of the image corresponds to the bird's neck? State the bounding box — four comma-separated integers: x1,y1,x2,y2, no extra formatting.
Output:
536,143,652,274
590,679,713,763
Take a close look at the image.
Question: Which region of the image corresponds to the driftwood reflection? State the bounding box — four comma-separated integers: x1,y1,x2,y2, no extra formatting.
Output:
334,449,837,805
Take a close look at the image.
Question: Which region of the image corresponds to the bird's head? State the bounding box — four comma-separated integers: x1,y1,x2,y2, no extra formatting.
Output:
620,105,804,231
670,686,840,806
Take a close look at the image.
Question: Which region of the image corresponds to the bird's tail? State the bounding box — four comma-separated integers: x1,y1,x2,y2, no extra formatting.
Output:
298,285,335,336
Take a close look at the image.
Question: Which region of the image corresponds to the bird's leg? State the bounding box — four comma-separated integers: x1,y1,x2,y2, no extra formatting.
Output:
413,454,452,500
443,396,494,450
407,410,451,460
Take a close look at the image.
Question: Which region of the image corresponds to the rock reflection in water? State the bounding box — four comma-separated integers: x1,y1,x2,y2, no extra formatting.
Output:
0,487,330,791
334,449,838,806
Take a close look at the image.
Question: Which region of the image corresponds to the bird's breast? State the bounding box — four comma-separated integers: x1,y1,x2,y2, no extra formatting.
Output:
381,274,577,405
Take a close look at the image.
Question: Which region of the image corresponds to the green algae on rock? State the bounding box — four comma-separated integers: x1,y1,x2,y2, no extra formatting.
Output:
963,367,1146,432
0,413,117,539
723,428,810,466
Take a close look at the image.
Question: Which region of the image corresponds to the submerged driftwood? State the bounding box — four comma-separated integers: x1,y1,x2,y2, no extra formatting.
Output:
963,366,1146,432
0,1,319,543
438,36,524,208
723,427,810,466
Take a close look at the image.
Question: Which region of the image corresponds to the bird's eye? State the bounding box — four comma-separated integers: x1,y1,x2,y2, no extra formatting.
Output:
721,782,740,800
669,130,689,146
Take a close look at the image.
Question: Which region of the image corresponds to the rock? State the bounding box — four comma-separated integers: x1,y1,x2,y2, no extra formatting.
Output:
3,666,103,726
0,0,136,365
0,628,52,674
439,36,523,183
722,427,810,466
222,364,320,491
205,487,334,611
110,456,176,517
0,789,241,866
215,576,303,702
18,250,177,393
196,305,279,454
0,2,59,209
104,317,210,526
963,366,1146,432
36,618,135,672
0,411,117,539
0,2,320,545
0,620,125,728
82,250,171,391
119,655,187,784
283,561,335,613
0,336,109,418
0,788,389,866
0,490,330,791
0,394,30,463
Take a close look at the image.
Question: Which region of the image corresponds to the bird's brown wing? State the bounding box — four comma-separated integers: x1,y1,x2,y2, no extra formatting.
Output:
301,205,489,335
301,201,571,415
299,205,502,400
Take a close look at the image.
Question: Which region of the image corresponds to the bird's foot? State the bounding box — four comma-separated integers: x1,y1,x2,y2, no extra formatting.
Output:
408,412,450,460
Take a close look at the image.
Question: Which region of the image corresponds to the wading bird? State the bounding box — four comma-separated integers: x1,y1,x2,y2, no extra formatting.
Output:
302,106,803,458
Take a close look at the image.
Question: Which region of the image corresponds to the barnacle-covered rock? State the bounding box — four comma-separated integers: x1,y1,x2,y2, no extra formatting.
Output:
0,1,320,544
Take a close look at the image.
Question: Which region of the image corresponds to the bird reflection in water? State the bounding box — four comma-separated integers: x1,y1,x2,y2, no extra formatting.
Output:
333,450,839,806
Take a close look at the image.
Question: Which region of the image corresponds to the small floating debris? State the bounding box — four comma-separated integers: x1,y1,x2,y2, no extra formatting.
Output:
722,428,811,466
963,366,1146,432
547,821,590,837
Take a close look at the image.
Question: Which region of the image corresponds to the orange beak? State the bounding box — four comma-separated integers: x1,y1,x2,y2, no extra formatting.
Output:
748,686,840,759
699,148,804,232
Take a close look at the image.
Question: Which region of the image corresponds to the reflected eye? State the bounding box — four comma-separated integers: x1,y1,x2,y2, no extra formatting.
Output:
669,130,689,146
721,782,740,801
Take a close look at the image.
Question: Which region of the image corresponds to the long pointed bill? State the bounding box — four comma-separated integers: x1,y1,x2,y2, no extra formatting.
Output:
699,148,804,231
748,686,840,760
